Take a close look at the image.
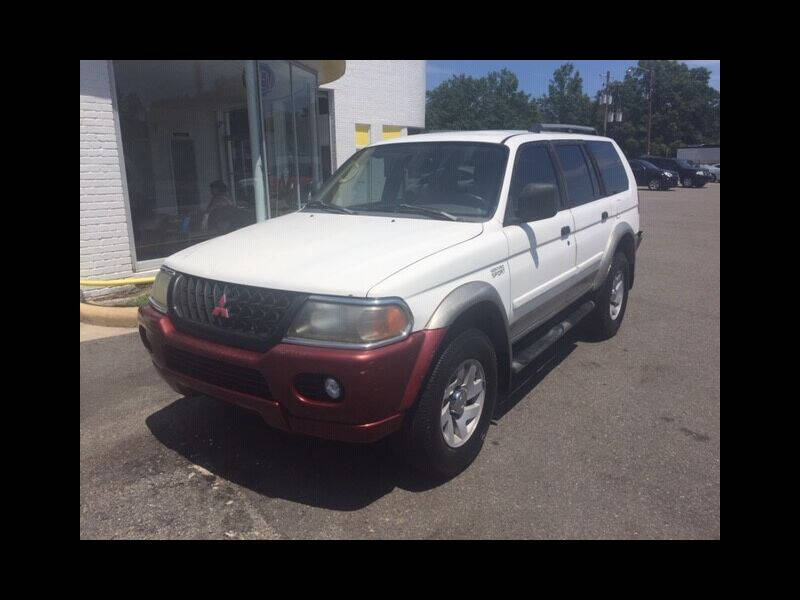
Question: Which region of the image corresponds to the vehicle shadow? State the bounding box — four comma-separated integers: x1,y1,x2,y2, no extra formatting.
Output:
145,322,591,511
145,396,426,511
495,323,584,420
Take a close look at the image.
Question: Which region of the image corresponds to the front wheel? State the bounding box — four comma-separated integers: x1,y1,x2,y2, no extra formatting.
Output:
404,328,498,478
648,178,662,191
682,175,693,187
587,252,630,340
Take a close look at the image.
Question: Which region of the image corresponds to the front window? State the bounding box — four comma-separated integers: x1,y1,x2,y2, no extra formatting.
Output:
308,142,509,221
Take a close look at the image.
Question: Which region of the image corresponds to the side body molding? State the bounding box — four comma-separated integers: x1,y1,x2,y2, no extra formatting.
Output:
592,220,636,291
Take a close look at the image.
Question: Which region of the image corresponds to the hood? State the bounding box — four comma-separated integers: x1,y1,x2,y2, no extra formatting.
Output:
164,211,483,297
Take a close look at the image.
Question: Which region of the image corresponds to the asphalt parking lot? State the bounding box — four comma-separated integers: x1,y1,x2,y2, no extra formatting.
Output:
80,183,720,539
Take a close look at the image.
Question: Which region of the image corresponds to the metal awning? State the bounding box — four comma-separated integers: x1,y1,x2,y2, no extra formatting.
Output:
294,60,346,84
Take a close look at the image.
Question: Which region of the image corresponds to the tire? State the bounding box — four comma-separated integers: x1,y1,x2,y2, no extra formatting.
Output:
588,252,630,341
682,175,693,187
648,178,661,191
403,328,498,478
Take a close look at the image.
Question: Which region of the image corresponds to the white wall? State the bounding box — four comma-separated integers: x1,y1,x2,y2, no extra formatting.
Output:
80,60,136,283
321,60,426,168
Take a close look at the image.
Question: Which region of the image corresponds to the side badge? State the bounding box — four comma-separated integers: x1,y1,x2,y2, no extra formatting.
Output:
491,265,505,278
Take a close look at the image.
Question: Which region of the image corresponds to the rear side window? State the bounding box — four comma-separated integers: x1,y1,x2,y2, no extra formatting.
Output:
554,144,597,208
587,141,629,195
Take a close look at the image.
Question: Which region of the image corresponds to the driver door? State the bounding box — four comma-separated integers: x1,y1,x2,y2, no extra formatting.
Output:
503,142,578,341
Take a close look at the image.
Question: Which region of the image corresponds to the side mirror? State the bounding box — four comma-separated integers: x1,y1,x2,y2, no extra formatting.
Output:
515,183,558,223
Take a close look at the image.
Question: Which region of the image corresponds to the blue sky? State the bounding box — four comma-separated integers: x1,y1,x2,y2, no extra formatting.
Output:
426,60,720,96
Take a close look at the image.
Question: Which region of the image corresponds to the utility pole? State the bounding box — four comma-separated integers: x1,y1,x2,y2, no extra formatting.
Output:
603,70,610,136
646,68,653,155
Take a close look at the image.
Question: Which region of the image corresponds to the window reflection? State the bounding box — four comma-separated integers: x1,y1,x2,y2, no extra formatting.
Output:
114,60,257,261
113,60,320,263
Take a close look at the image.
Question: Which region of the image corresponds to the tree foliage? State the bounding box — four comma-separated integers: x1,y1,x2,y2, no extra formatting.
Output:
593,60,720,157
425,68,539,130
538,63,593,125
425,60,719,159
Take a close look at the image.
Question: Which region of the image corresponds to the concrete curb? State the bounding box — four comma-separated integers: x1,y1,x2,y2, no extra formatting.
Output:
80,303,139,328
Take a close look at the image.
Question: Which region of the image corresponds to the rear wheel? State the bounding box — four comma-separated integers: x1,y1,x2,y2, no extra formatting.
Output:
404,328,497,478
587,252,630,340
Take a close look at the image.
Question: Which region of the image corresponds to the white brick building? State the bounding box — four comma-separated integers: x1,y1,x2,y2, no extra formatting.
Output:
320,60,426,170
80,60,135,282
79,60,426,287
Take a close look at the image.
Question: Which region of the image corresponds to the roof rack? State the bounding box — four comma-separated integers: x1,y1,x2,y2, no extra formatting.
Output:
530,123,598,135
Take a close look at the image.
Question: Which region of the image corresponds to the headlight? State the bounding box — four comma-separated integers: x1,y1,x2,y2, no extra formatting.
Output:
696,170,704,175
284,296,413,348
149,267,173,313
664,172,673,177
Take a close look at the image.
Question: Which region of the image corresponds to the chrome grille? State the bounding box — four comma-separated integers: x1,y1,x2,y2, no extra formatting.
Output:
169,273,306,351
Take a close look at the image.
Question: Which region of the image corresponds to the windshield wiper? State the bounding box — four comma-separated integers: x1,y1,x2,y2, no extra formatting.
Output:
303,200,355,215
396,204,457,221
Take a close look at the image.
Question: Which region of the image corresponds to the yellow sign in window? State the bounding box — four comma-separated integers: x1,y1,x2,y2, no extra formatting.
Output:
355,124,370,148
382,126,404,140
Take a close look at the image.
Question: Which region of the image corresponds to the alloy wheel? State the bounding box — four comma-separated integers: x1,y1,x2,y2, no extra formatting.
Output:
440,359,486,448
609,270,625,320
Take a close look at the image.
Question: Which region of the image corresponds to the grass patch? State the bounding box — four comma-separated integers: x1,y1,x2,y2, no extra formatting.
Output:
116,293,151,307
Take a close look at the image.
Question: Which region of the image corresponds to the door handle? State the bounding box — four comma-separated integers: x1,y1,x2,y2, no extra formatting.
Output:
601,211,609,221
561,225,571,237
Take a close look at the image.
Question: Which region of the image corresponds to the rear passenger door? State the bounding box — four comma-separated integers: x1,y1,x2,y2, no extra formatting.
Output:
552,142,614,285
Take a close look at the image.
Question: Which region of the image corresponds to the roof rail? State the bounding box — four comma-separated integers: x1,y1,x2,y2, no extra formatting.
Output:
530,123,598,135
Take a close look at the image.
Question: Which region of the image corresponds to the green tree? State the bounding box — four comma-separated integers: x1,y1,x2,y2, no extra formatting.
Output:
598,60,720,158
426,68,539,130
538,63,594,125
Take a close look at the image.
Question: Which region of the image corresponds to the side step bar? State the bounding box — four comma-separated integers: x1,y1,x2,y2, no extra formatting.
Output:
511,300,595,374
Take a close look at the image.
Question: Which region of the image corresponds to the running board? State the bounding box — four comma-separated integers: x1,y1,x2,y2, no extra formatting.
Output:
511,300,595,374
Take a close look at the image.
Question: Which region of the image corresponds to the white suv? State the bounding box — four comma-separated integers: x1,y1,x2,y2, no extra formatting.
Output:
139,124,643,477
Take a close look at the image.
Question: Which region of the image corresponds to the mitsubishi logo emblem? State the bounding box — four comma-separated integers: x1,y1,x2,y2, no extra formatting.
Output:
212,293,229,318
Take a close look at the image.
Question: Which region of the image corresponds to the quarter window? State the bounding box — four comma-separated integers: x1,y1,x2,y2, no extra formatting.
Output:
587,141,629,195
554,144,597,208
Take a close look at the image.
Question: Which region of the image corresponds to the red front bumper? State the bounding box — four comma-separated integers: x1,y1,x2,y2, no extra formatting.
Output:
138,304,446,443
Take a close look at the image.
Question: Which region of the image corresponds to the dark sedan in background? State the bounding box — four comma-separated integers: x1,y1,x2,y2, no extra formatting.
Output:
629,159,678,190
639,156,711,188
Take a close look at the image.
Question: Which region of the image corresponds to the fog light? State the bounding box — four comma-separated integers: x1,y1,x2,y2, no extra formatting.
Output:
324,377,341,400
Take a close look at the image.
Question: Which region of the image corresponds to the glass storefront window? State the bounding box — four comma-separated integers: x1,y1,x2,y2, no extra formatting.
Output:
113,60,320,264
291,64,321,205
114,60,258,262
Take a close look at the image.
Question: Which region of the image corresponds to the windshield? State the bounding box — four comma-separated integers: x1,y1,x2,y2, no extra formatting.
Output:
306,142,509,221
639,160,659,170
676,159,694,169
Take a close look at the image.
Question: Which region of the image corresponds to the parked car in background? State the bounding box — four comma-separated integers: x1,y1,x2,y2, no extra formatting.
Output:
639,156,711,188
629,159,678,190
697,163,720,182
